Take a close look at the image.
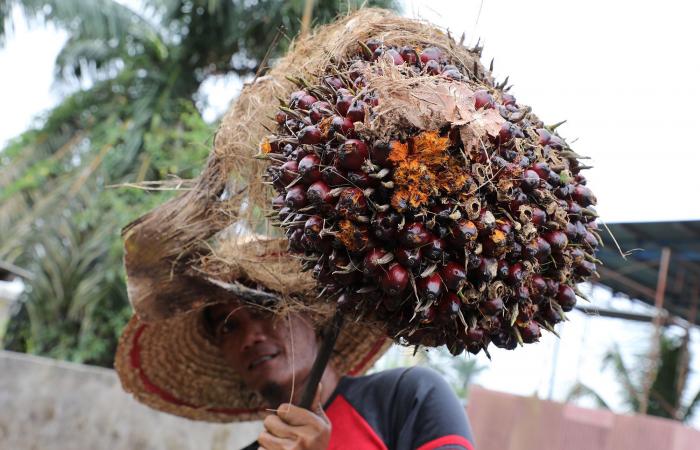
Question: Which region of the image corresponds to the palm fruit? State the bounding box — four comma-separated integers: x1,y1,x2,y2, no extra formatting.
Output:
261,33,599,356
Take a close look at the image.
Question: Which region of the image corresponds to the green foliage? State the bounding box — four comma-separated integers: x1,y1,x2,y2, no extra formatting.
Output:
567,332,700,423
0,0,398,367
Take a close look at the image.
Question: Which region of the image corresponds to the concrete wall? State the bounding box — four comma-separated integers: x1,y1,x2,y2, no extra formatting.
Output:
0,351,262,450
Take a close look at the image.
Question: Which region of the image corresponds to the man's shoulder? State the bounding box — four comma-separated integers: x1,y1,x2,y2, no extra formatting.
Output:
343,365,446,393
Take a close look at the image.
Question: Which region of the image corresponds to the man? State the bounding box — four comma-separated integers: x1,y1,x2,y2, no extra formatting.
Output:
116,239,475,449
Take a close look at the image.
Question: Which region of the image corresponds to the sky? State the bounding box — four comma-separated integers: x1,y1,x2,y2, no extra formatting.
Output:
1,0,699,427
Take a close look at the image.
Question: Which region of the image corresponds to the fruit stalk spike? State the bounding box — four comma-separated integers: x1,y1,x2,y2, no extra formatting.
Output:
513,327,524,347
573,286,591,302
510,303,519,326
546,120,567,131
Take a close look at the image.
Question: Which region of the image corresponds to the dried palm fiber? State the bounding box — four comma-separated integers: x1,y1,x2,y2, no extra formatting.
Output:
261,11,600,355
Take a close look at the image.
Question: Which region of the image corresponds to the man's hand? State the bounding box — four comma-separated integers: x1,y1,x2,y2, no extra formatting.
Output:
258,387,331,450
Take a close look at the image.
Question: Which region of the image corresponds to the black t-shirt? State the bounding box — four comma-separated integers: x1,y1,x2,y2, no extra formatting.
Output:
243,366,475,450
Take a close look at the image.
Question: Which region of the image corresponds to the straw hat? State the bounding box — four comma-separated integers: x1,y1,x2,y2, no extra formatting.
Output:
115,237,391,423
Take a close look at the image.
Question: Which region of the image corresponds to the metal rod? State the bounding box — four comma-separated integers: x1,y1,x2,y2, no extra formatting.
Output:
299,309,344,409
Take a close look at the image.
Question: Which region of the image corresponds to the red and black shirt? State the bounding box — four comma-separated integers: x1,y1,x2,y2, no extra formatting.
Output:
244,366,475,450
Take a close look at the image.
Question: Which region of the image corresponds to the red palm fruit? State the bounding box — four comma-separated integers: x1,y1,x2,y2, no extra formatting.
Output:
400,222,432,248
474,90,494,109
544,230,569,252
519,321,541,343
288,228,305,252
289,90,306,104
491,330,517,350
347,99,366,123
336,187,367,219
448,220,478,246
545,278,560,297
424,59,440,75
536,128,551,146
497,260,510,280
347,170,374,188
564,222,578,241
474,257,498,283
573,185,597,207
298,154,321,182
285,185,307,208
363,248,393,276
371,211,400,241
541,304,563,324
365,38,382,53
507,262,524,285
483,297,504,316
534,237,552,262
307,181,332,206
556,284,577,311
296,94,318,110
442,261,467,291
442,68,462,80
569,247,585,263
338,139,369,170
424,236,446,261
584,231,599,250
418,273,443,301
381,263,409,296
271,194,285,209
298,125,322,145
323,76,344,90
514,285,530,302
483,229,508,256
335,93,354,116
566,200,582,217
438,292,461,319
372,47,384,61
279,160,299,185
336,292,361,313
399,46,419,65
530,162,551,180
395,247,422,269
575,260,597,277
499,122,524,142
502,93,517,106
384,48,405,65
304,215,324,241
529,275,547,300
275,110,288,124
521,169,540,192
509,190,528,213
420,46,443,63
420,305,438,324
531,207,546,226
309,101,332,123
548,135,565,149
370,141,391,166
330,115,354,136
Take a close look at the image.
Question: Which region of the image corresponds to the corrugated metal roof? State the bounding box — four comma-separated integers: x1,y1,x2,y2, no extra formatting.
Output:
596,221,700,325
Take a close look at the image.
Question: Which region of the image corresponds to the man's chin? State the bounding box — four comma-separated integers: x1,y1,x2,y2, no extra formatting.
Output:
259,381,288,406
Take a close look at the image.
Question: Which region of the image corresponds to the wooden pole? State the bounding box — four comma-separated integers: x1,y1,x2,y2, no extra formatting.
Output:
300,0,315,38
640,246,671,415
299,309,344,409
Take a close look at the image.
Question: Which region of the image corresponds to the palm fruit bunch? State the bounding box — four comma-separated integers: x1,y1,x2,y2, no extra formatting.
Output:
260,37,599,356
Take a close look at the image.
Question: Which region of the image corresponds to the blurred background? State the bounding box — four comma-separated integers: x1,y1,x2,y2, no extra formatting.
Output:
1,1,699,449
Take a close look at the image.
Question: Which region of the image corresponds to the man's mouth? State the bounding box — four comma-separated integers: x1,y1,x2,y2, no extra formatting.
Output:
248,351,281,370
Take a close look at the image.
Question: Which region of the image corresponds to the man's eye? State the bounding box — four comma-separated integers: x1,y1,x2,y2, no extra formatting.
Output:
218,320,238,335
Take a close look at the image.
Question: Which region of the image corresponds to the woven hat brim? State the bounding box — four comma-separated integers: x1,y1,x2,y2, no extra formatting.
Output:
115,310,391,423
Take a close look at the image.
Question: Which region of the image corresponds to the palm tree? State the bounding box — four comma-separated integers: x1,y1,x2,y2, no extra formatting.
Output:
0,0,396,366
567,331,700,423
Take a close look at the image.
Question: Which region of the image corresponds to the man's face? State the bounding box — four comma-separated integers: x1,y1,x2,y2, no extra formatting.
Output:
207,303,319,400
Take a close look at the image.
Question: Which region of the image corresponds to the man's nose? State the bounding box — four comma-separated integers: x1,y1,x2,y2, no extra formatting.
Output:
241,319,267,350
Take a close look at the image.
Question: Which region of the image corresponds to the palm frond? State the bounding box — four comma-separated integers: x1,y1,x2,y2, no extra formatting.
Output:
567,382,613,410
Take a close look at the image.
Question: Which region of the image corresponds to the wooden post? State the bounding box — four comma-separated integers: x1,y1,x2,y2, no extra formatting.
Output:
639,246,671,415
301,0,315,38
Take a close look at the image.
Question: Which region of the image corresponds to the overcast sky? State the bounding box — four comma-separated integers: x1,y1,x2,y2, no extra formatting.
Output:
1,0,699,427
